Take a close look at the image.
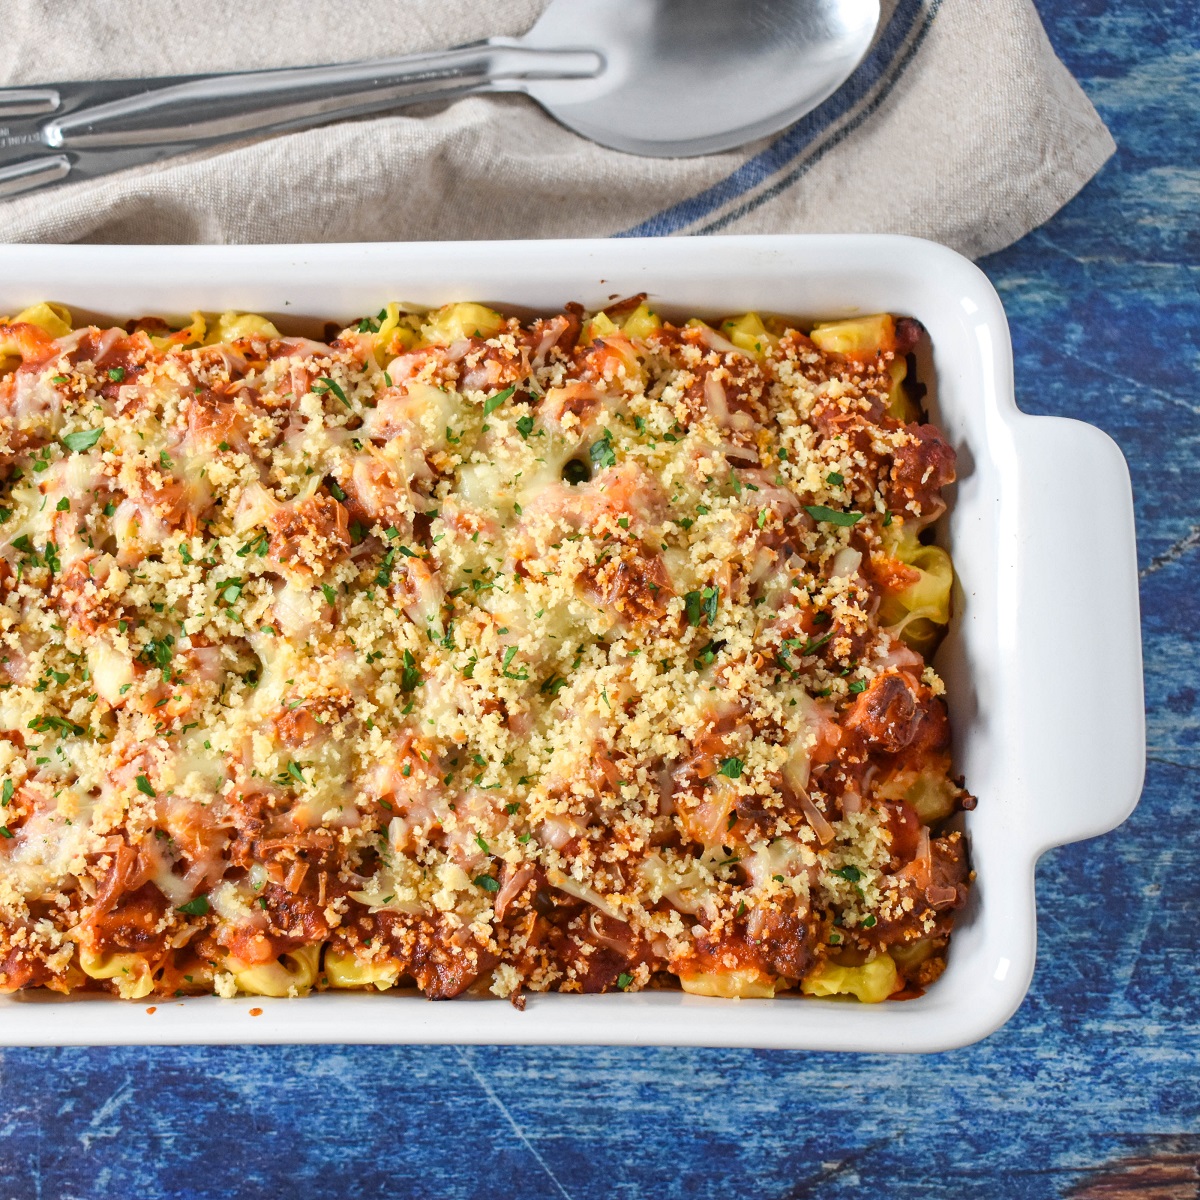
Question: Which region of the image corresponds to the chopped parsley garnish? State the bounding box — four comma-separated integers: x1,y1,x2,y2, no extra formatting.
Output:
501,646,528,681
55,497,70,512
0,780,11,807
135,774,156,797
515,414,535,439
321,583,337,605
834,864,862,882
139,634,175,680
804,504,864,527
683,586,719,628
589,429,616,470
0,827,12,839
826,471,844,486
780,629,834,665
236,532,270,558
27,714,84,737
61,429,103,453
848,679,867,694
482,383,516,417
474,834,490,854
313,377,350,407
176,896,209,916
376,547,396,586
717,757,744,779
474,875,500,893
616,973,633,990
106,367,126,383
400,649,421,692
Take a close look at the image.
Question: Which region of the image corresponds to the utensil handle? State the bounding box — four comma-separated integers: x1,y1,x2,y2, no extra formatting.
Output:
43,42,601,151
1008,416,1144,855
0,154,71,197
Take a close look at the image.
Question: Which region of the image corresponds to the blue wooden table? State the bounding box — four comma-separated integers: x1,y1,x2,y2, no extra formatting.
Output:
1,3,1195,1196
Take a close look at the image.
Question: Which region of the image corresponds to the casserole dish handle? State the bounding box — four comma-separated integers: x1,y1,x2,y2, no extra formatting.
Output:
1009,416,1145,854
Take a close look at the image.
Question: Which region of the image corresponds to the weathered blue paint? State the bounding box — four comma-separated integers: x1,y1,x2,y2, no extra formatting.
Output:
0,3,1195,1196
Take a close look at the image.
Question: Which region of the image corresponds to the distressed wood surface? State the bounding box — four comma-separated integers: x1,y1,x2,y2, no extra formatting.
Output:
0,2,1196,1196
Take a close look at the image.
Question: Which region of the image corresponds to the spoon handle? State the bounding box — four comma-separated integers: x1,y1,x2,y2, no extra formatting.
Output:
0,41,602,198
45,43,601,151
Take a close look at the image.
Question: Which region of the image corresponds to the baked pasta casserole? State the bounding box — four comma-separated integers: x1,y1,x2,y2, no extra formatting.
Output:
0,297,973,1004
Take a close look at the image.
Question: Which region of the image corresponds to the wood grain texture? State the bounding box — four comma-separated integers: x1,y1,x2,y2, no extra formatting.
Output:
0,2,1195,1196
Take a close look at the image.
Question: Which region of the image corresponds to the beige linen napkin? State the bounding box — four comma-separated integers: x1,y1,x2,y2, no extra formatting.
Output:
0,0,1113,257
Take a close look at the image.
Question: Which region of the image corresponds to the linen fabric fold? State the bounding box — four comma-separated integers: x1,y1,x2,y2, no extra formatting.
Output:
0,0,1113,257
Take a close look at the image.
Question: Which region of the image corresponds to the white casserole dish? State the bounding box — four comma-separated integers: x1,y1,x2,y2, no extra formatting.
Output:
0,234,1143,1050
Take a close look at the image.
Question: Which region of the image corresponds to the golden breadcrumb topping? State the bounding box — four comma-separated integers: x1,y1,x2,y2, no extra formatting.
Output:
0,300,972,1003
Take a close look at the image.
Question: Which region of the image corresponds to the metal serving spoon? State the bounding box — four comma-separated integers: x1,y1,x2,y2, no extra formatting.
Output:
0,0,880,199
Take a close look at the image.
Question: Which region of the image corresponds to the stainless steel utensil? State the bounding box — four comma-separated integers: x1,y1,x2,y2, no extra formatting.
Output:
0,0,880,199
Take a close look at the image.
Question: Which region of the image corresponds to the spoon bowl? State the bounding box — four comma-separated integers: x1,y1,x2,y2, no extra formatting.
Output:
520,0,882,157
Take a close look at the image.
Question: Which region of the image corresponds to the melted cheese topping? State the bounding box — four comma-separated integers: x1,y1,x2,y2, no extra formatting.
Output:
0,302,972,1003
